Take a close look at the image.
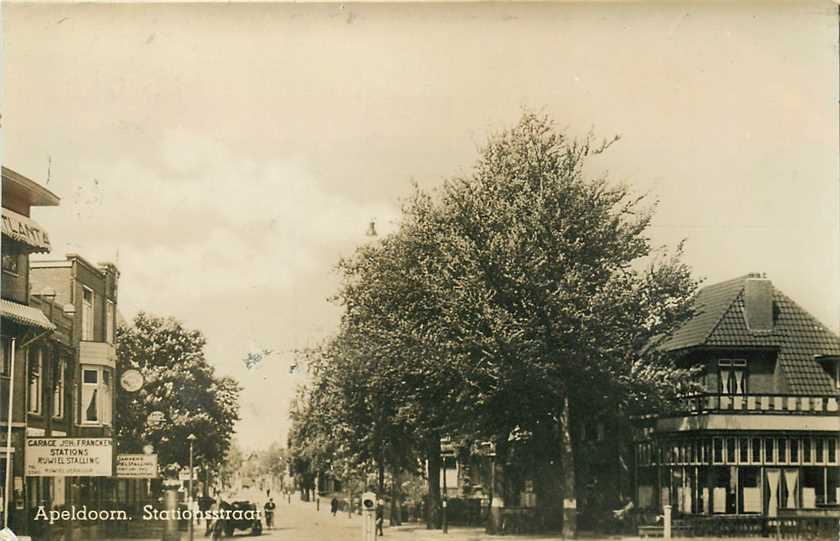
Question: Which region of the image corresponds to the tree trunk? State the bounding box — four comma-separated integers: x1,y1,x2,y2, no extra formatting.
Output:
378,458,385,497
533,415,566,531
561,398,578,538
486,436,508,535
425,436,441,529
390,462,402,526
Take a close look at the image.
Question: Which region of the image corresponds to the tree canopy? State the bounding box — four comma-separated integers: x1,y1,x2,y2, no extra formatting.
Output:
115,312,241,473
288,111,699,528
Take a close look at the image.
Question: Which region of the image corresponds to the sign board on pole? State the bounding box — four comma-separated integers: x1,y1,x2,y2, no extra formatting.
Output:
116,454,159,478
25,438,112,477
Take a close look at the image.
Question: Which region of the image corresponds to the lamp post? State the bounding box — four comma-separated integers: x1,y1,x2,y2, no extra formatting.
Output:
442,455,448,535
2,337,16,530
187,434,197,541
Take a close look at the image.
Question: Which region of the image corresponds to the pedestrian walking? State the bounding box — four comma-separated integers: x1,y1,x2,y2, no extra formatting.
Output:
375,498,385,536
206,495,226,540
264,498,276,530
330,496,339,516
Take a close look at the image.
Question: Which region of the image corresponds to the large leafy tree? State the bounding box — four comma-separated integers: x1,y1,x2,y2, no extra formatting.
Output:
115,313,241,475
290,111,699,532
396,112,699,528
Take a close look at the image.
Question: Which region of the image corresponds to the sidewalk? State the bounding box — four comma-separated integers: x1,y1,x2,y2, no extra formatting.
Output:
389,523,634,541
390,525,774,541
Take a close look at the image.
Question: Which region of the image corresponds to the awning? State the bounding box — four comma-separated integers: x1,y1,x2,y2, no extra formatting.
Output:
1,207,51,253
0,298,56,331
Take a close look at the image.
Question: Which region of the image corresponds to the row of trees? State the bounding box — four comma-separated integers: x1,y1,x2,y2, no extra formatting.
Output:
288,112,701,532
115,312,242,487
220,440,289,493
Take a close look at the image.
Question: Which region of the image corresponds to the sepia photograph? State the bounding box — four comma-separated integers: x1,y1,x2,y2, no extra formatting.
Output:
1,1,839,540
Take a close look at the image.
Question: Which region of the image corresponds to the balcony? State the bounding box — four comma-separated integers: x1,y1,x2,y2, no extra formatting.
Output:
79,341,115,368
676,393,839,416
654,393,840,433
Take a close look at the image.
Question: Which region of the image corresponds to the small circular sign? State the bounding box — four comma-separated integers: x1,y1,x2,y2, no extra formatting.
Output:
147,411,165,428
120,369,144,393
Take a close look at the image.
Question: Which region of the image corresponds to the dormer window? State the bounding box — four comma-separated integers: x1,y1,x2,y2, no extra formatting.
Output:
816,356,840,389
835,361,840,390
719,359,747,395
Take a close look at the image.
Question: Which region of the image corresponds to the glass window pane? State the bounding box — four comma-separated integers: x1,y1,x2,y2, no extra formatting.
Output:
727,438,736,463
803,439,812,463
765,438,775,463
791,439,799,463
83,370,98,384
752,438,762,463
84,389,98,422
740,438,749,463
778,438,787,463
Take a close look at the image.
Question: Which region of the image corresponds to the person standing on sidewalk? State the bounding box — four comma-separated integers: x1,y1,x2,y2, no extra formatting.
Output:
330,497,339,516
375,499,385,536
264,498,276,530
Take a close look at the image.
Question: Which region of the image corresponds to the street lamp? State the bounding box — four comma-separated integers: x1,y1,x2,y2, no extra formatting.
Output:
187,434,197,541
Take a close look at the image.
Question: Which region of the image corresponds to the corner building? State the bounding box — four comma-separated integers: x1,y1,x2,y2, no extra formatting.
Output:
30,254,119,511
1,167,60,533
634,274,840,534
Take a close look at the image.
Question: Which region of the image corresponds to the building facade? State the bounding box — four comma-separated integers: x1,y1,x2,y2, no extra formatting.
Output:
0,166,61,533
30,255,120,515
634,274,840,531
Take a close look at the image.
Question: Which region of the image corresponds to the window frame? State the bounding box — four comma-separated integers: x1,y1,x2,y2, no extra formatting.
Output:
53,358,65,419
28,348,43,415
713,438,724,464
718,359,748,395
777,438,788,464
751,437,762,463
739,438,749,464
726,437,736,464
0,338,12,376
80,365,112,426
1,244,19,276
765,438,775,464
82,287,95,341
105,300,115,344
836,361,840,390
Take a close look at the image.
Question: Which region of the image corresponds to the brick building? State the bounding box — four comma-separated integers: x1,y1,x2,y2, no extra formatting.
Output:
30,255,120,515
0,166,61,533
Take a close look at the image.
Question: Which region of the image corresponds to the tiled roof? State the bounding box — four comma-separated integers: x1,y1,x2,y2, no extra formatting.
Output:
659,275,748,352
0,298,56,331
660,275,840,395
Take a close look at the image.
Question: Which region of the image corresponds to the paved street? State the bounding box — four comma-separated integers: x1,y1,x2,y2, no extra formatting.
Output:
91,494,620,541
86,493,775,541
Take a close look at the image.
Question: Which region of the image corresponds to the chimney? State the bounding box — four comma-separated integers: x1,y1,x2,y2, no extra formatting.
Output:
744,275,774,332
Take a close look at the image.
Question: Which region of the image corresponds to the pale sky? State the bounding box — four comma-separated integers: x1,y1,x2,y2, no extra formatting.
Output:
3,2,838,451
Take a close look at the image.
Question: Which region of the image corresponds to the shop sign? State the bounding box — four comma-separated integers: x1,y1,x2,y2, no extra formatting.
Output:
25,438,112,477
1,208,51,251
116,454,158,478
